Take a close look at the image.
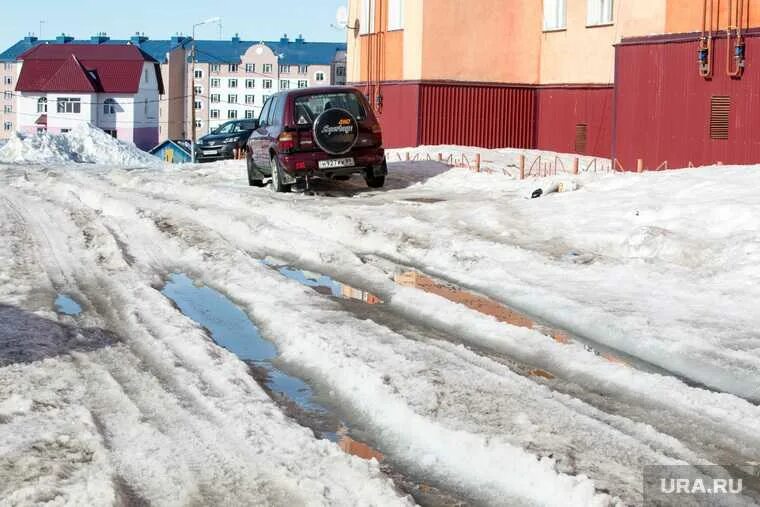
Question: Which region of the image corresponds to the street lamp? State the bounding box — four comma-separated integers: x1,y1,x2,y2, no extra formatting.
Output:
191,17,221,163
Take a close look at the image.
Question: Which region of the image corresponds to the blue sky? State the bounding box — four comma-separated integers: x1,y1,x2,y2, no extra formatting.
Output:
0,0,348,50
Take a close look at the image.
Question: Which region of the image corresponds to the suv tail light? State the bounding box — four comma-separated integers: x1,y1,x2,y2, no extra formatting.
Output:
371,123,383,147
277,132,296,152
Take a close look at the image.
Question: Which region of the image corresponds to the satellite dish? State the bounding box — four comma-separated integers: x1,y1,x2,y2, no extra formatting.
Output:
335,6,349,29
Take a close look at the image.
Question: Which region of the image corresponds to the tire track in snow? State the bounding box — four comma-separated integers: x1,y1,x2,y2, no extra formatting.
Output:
2,170,410,507
27,166,760,504
97,202,713,505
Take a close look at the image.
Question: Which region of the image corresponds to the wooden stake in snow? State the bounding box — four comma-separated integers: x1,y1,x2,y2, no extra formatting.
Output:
572,158,579,175
519,155,525,180
637,159,644,173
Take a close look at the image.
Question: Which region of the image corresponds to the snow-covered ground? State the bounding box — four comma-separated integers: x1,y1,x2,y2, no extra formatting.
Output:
2,141,760,506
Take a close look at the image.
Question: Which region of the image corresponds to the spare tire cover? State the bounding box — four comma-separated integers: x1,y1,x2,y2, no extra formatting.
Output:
313,108,359,155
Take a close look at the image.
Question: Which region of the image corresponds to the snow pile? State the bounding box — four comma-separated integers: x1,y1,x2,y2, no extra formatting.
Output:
0,124,161,167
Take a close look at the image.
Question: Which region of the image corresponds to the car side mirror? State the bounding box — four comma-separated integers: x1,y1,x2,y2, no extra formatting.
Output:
252,119,260,129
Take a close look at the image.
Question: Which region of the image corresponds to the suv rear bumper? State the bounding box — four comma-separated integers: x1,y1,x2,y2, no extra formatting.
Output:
278,147,385,175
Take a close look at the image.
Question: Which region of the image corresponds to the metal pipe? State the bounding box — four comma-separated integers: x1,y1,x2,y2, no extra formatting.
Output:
727,0,746,77
699,0,714,78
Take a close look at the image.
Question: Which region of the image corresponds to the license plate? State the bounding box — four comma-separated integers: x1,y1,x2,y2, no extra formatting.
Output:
318,157,354,169
202,150,218,155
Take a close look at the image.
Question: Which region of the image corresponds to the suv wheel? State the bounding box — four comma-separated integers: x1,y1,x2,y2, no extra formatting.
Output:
270,156,291,193
364,174,386,188
246,151,265,187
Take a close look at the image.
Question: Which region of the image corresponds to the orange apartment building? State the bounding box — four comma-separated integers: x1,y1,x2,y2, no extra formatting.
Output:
347,0,760,169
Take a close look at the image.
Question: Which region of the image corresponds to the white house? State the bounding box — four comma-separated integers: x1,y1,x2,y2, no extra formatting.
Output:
15,44,163,150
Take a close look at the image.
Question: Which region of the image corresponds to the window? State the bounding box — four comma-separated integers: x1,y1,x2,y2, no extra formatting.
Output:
336,67,346,77
3,105,11,113
194,69,203,79
245,110,254,119
194,100,202,110
245,95,255,104
544,0,566,30
228,94,238,104
3,122,11,131
263,79,273,89
228,64,239,72
144,99,149,116
280,80,290,89
210,109,220,119
293,92,367,125
3,91,12,100
4,76,12,85
37,127,46,134
315,72,325,82
227,109,238,119
195,119,202,128
103,98,117,115
298,80,308,89
262,94,271,105
210,64,221,72
245,63,255,73
211,78,220,88
56,97,81,114
144,69,149,83
388,0,404,30
245,79,255,88
61,128,71,133
259,98,272,126
210,94,221,103
37,97,47,113
103,129,117,138
298,65,308,74
587,0,613,26
194,85,203,95
360,0,376,34
279,65,289,73
263,64,272,73
228,78,238,88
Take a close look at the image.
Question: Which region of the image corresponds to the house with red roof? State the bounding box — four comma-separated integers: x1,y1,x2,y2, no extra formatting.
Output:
14,44,163,150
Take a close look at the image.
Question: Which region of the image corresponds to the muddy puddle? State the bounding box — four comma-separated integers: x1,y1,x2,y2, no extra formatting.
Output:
265,261,383,305
160,273,464,506
262,258,659,378
54,294,83,316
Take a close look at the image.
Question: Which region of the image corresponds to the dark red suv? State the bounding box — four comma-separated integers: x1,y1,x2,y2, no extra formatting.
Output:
245,86,386,192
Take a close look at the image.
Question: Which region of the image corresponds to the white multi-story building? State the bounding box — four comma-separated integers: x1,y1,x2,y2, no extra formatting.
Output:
188,34,345,135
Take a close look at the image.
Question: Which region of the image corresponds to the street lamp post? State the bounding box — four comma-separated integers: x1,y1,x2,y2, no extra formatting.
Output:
191,17,220,163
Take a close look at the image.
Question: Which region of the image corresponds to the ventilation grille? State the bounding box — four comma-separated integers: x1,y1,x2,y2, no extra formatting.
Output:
575,123,588,153
710,96,730,140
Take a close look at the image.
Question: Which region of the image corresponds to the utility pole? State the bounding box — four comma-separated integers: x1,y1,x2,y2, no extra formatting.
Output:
191,40,197,163
190,17,220,163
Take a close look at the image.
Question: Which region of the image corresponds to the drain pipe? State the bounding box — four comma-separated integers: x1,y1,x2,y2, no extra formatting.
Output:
727,0,746,77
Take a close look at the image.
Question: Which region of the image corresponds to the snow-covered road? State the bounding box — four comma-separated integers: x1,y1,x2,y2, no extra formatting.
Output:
2,148,760,506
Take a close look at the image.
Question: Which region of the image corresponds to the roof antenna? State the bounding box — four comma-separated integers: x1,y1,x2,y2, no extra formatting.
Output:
39,20,46,39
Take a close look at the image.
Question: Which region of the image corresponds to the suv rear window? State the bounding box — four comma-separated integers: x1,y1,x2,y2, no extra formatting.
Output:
293,92,366,126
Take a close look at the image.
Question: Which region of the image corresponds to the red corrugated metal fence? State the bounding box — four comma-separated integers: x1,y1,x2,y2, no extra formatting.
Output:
615,32,760,169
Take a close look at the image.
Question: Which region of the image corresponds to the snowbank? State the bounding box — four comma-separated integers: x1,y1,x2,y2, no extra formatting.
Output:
0,124,162,167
